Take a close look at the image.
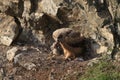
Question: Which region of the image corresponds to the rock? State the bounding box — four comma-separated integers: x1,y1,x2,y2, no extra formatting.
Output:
90,33,97,39
94,27,114,54
22,0,31,20
14,53,36,70
4,75,14,80
6,47,18,61
97,45,108,54
0,0,60,17
0,68,4,80
38,0,58,16
75,57,84,61
0,0,22,17
13,53,23,64
13,48,40,71
87,58,100,66
24,62,36,70
115,52,120,62
0,68,5,80
49,69,55,80
52,0,63,6
31,30,46,46
0,14,20,46
100,27,113,42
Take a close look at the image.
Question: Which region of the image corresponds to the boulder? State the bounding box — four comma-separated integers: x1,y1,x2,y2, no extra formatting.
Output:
23,62,36,70
0,68,5,80
38,0,59,16
13,47,40,70
0,14,20,46
6,47,18,61
114,51,120,62
0,0,22,17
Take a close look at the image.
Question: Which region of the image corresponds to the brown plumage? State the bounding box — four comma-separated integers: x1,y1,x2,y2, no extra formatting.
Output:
52,28,88,59
59,41,83,59
57,32,83,59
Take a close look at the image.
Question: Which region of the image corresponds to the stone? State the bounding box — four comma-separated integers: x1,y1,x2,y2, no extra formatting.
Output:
75,57,84,61
0,0,22,17
100,27,113,42
0,69,3,80
22,0,31,20
24,62,36,70
13,50,37,71
13,48,40,71
97,45,108,54
115,52,120,62
13,53,23,64
87,58,100,67
0,14,20,46
38,0,59,16
6,47,18,61
31,30,46,46
96,27,114,54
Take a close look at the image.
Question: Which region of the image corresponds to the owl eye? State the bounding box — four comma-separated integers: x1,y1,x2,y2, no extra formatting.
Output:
58,35,63,39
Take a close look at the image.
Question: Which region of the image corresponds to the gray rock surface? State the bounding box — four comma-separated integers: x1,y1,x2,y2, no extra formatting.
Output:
6,47,18,61
0,14,20,46
13,47,41,71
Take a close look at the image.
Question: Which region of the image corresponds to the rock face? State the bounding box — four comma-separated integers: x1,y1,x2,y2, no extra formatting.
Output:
0,0,120,80
0,14,20,46
0,0,61,46
0,0,119,58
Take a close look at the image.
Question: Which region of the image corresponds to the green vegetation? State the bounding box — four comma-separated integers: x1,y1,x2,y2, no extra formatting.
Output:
80,56,120,80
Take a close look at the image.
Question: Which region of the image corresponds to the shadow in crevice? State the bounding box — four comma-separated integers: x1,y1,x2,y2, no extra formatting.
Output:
30,0,39,13
12,16,23,44
81,38,100,61
117,0,120,4
94,0,108,11
93,0,110,18
109,22,120,59
13,14,64,50
32,14,64,47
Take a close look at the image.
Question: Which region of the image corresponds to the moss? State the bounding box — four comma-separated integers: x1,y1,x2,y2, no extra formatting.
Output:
80,56,120,80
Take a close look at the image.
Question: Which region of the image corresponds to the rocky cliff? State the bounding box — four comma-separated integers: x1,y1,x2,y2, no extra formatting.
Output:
0,0,120,58
0,0,120,79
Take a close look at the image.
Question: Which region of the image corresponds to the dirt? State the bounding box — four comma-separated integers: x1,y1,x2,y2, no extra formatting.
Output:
0,44,89,80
